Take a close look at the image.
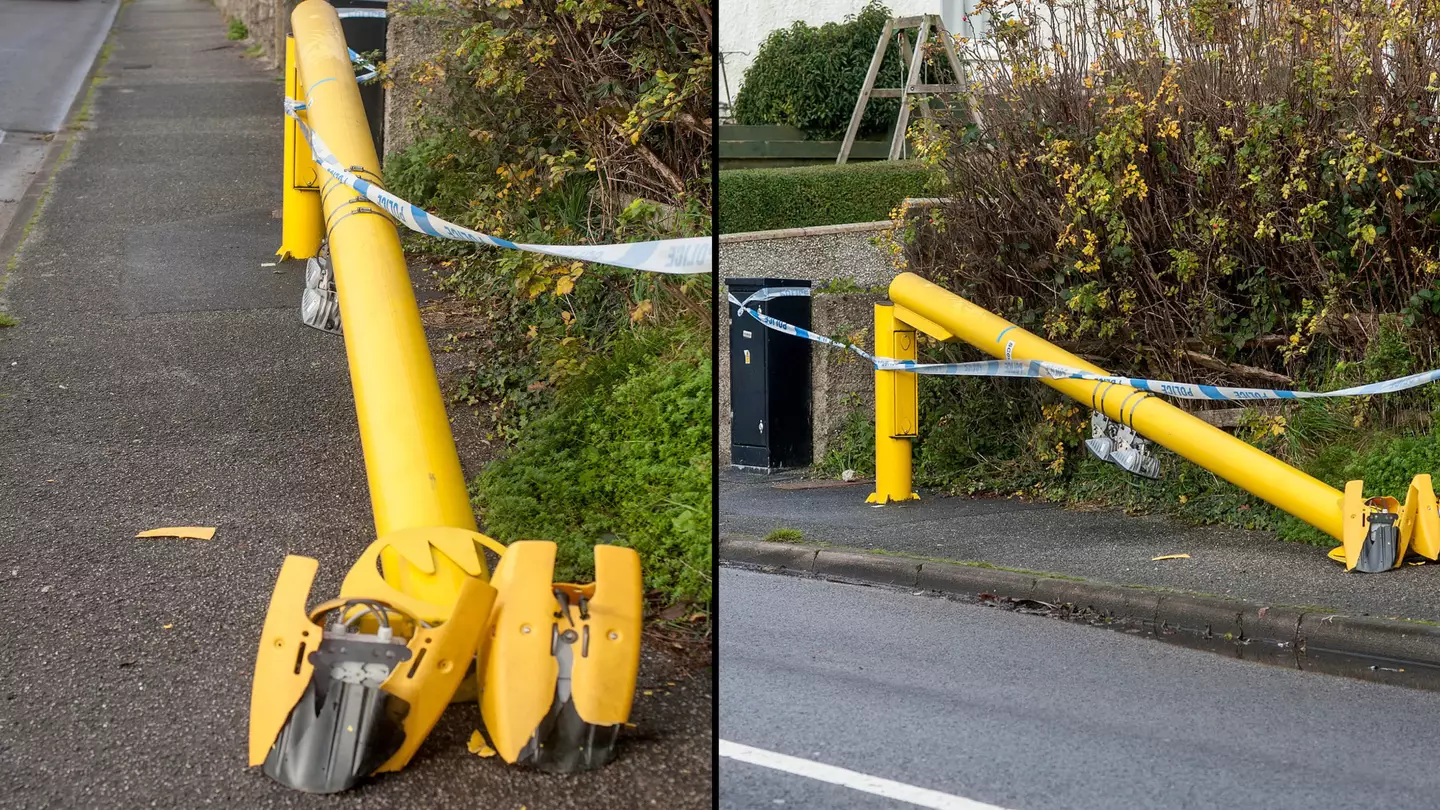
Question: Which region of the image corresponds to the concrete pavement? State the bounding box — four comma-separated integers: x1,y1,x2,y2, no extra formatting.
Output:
721,469,1440,623
720,567,1440,810
0,2,710,807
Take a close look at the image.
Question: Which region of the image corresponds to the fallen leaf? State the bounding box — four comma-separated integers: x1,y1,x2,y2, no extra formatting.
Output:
467,731,496,758
642,690,653,696
1152,553,1191,561
162,624,173,630
136,526,217,540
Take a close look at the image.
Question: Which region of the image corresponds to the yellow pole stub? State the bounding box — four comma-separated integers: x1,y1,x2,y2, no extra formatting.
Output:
868,303,919,504
277,35,323,260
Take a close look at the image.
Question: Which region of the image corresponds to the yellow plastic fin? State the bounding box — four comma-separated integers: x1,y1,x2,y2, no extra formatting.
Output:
1340,480,1367,572
480,540,560,764
248,555,325,766
375,573,496,773
1404,474,1440,561
570,545,643,727
136,526,216,540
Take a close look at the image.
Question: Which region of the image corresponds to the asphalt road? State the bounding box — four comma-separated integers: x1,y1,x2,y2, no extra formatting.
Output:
0,0,119,252
0,0,119,134
0,1,711,807
719,566,1440,810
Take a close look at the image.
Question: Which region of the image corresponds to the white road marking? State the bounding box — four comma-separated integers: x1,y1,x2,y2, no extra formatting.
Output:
720,740,1013,810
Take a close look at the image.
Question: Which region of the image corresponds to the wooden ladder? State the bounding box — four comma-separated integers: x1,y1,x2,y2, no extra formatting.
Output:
836,14,981,164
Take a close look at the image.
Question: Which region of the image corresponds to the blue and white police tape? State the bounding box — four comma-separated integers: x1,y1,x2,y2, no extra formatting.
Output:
284,103,711,275
729,288,1440,402
347,48,379,83
335,8,387,18
732,286,812,305
728,291,876,363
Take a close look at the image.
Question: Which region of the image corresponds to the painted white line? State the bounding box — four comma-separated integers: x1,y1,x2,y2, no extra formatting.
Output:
720,740,1013,810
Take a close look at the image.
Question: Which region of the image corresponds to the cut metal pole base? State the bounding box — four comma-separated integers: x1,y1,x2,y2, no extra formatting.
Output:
1331,475,1440,572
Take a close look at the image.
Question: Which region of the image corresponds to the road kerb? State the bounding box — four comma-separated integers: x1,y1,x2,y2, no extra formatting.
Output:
813,549,922,588
1299,612,1440,689
721,537,1440,691
718,536,819,573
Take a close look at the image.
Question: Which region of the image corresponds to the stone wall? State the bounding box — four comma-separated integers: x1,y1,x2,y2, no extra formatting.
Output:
719,221,895,289
718,221,895,468
214,0,286,69
381,2,469,160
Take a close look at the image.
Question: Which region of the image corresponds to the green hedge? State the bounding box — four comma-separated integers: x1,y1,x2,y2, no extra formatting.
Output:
732,2,901,140
719,161,932,233
473,327,712,605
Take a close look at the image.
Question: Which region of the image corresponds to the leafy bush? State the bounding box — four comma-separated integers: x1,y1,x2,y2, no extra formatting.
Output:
383,0,713,607
474,328,712,605
733,2,904,140
720,161,932,233
898,0,1440,386
834,0,1440,540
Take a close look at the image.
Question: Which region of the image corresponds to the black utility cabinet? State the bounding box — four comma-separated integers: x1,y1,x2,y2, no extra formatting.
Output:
727,277,812,470
330,1,388,161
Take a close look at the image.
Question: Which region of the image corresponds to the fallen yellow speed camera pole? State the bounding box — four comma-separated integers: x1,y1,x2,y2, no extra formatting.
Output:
874,272,1440,574
249,2,642,792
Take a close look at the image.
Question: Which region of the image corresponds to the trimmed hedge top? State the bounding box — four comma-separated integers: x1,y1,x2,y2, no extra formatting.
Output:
719,161,932,234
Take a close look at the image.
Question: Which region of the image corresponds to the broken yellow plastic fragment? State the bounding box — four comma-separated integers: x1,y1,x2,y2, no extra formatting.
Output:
466,730,496,758
136,527,217,540
1151,553,1191,561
